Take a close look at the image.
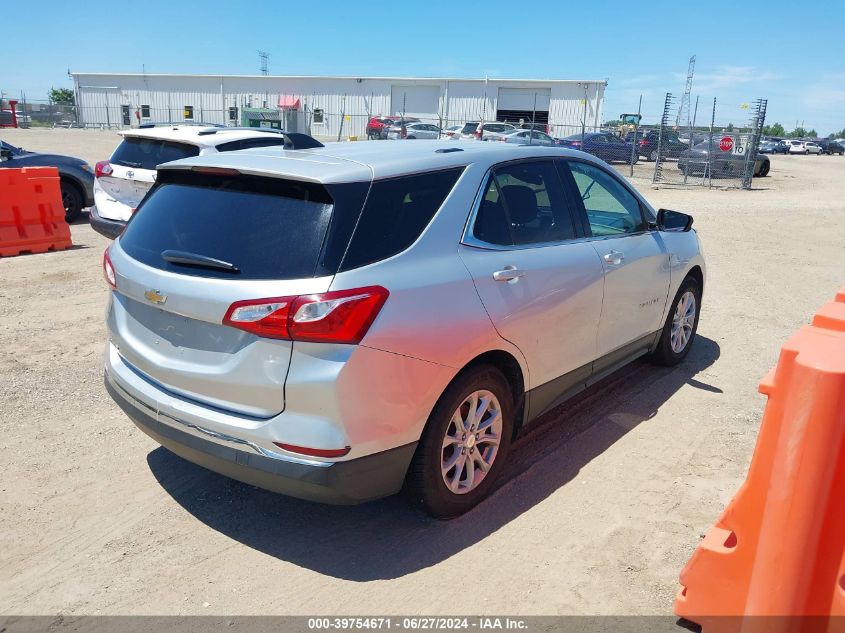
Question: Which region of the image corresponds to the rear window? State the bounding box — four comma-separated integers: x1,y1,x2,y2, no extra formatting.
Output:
111,137,200,170
339,168,464,271
119,171,368,280
460,123,479,134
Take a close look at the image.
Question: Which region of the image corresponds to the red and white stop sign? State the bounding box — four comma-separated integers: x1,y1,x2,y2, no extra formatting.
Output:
719,136,734,152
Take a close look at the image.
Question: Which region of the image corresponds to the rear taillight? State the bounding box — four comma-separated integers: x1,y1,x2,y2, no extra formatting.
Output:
95,161,113,178
222,286,389,344
639,139,648,146
103,249,116,290
474,129,482,139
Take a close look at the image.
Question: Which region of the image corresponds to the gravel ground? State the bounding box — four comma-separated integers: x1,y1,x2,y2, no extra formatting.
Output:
1,128,844,616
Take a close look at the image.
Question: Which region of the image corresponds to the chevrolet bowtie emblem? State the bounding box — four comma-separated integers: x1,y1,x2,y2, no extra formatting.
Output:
144,289,167,305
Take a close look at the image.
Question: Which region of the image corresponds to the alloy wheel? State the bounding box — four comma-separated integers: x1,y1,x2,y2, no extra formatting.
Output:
670,291,696,353
440,390,503,495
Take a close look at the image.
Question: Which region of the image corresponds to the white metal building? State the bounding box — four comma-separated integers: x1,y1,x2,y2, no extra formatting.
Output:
71,72,607,138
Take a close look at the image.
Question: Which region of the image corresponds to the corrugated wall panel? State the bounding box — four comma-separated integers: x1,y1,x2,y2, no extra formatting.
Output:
74,74,605,138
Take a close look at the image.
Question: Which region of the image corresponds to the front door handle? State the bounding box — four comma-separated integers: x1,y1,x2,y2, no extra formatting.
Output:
603,250,624,266
493,266,525,283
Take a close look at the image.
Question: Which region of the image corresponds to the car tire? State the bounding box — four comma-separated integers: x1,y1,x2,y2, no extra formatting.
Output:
404,364,514,518
757,160,770,177
61,180,83,223
649,277,701,367
649,149,658,162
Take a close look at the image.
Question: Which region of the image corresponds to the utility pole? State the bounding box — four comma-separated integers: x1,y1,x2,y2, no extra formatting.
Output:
258,51,269,76
675,55,696,128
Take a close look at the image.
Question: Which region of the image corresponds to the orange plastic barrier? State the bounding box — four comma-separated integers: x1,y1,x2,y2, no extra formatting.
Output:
675,287,845,632
0,167,72,257
837,284,845,303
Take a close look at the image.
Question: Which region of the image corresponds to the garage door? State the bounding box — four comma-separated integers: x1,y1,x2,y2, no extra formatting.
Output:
497,87,551,111
390,85,440,120
496,87,551,125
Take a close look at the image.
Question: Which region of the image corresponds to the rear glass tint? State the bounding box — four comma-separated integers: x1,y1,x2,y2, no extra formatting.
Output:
120,172,367,280
340,168,464,271
111,137,200,170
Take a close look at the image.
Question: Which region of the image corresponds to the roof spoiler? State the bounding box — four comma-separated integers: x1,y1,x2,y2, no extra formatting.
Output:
194,127,324,150
137,122,224,129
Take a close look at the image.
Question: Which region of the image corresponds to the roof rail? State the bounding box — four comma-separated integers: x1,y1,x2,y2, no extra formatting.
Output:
136,122,224,129
196,126,287,136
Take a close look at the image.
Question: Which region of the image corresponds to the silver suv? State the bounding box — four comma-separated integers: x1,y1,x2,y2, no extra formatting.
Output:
103,138,705,517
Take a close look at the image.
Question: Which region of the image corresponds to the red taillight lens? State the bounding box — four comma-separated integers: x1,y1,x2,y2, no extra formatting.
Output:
639,139,648,146
95,161,113,178
222,286,389,344
222,297,294,340
103,249,116,290
474,130,482,139
272,442,351,458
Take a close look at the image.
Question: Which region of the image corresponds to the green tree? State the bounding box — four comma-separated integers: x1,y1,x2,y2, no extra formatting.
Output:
726,122,734,131
807,129,817,138
788,127,807,138
763,122,785,136
48,88,74,105
603,119,622,127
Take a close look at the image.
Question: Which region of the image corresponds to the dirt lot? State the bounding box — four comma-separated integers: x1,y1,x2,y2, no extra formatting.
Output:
1,128,844,616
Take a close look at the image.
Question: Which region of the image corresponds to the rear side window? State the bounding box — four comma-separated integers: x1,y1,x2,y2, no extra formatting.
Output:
111,137,199,170
339,168,464,271
120,172,367,280
473,160,577,247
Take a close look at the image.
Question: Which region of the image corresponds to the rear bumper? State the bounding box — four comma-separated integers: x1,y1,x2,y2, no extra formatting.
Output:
105,373,417,505
90,206,126,239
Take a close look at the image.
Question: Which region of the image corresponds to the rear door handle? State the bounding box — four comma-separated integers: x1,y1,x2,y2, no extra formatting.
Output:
603,250,624,266
493,266,525,283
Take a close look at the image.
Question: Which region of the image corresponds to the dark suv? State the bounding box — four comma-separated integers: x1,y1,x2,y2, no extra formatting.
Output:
626,130,688,161
816,139,844,155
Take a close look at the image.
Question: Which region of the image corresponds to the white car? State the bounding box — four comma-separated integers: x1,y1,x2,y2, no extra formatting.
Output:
90,126,297,238
387,122,442,139
787,140,821,155
458,121,517,140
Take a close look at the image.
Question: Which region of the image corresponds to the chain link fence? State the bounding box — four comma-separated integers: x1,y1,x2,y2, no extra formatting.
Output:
652,94,768,189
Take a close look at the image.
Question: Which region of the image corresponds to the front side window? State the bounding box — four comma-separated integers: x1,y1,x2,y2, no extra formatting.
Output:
472,160,577,247
340,168,464,271
566,161,645,237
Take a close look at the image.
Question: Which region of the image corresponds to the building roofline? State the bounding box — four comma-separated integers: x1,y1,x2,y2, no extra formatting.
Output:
71,71,608,85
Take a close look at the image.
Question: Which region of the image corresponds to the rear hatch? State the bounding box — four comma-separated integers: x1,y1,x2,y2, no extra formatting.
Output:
98,136,201,212
108,168,369,418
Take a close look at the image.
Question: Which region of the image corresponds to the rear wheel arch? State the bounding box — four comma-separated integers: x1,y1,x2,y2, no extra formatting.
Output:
457,350,526,435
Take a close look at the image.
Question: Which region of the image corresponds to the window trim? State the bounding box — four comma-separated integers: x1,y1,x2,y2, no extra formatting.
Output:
312,108,325,125
460,157,585,251
140,104,151,119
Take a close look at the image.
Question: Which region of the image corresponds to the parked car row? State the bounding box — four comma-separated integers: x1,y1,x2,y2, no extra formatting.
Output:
759,138,843,155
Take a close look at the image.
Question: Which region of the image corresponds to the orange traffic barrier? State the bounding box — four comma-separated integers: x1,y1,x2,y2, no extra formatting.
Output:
0,167,72,257
675,286,845,632
837,284,845,303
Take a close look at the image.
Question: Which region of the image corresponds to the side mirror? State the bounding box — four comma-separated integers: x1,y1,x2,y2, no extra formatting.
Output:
0,148,12,160
656,208,694,232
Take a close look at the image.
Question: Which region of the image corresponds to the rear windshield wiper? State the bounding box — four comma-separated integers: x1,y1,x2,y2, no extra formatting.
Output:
115,160,143,168
161,250,240,273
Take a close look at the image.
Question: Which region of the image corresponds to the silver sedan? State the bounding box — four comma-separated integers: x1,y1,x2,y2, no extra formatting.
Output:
387,122,442,140
486,129,557,146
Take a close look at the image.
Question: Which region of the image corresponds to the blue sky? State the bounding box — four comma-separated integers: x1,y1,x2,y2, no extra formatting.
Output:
3,0,844,134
